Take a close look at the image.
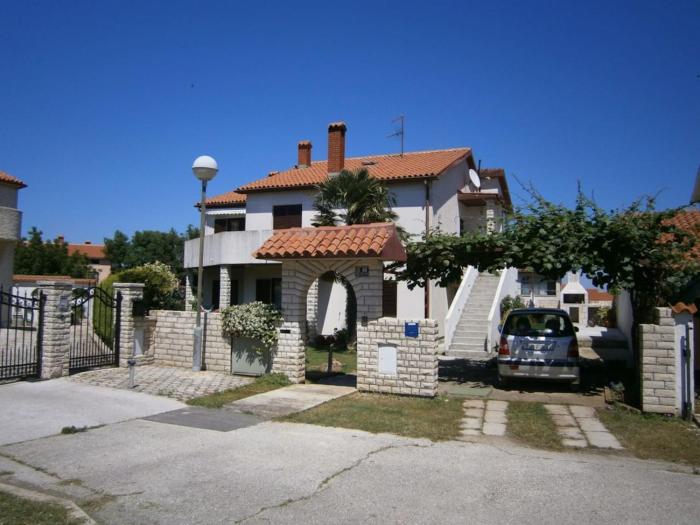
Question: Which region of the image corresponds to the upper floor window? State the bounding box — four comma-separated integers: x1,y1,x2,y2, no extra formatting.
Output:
214,217,245,233
273,204,302,230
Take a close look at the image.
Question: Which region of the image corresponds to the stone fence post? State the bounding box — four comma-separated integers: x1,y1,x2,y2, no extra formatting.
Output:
640,307,677,415
113,282,146,367
37,281,72,379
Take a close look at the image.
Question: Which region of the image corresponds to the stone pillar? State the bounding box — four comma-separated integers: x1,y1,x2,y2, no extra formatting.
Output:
306,278,319,342
113,282,145,367
219,265,232,309
185,271,194,310
37,281,72,379
640,307,677,415
274,262,307,383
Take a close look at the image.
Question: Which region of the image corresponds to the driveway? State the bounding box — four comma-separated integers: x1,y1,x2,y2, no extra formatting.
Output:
0,417,698,524
0,378,183,445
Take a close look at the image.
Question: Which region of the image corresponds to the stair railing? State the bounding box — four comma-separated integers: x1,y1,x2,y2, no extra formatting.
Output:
444,266,478,351
486,267,519,353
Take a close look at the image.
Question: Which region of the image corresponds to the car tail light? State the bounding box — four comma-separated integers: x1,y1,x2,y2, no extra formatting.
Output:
567,339,579,358
498,336,510,356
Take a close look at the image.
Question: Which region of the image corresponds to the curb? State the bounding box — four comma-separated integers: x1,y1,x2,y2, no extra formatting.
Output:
0,481,96,524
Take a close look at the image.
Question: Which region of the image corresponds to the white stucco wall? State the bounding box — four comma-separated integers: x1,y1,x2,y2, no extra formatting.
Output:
245,190,318,230
316,278,347,335
615,290,634,351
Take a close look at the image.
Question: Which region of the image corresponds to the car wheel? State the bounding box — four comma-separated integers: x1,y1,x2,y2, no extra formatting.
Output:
570,380,581,393
497,374,509,387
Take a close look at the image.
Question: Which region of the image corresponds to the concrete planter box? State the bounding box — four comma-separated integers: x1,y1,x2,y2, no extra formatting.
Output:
230,337,272,376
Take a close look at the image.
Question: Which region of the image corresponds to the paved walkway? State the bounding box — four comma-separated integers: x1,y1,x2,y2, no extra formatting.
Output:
68,365,253,401
545,404,623,449
228,383,356,418
459,399,508,438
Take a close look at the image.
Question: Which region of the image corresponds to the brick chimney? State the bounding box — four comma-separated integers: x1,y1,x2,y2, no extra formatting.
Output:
298,141,312,167
327,122,346,174
57,235,65,244
84,240,91,244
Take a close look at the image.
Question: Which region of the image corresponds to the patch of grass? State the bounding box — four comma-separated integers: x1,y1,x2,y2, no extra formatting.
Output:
306,346,356,372
186,373,291,408
60,426,87,435
506,401,563,451
598,406,700,466
0,490,84,525
281,392,463,442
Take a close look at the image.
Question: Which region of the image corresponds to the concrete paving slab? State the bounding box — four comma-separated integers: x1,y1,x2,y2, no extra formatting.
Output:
562,438,588,448
569,405,596,418
551,414,578,427
0,379,184,445
143,407,263,432
577,417,608,433
460,418,482,429
484,411,507,424
482,422,506,436
462,399,485,408
463,408,484,418
486,400,508,411
228,384,355,419
557,427,585,440
585,431,624,450
544,404,569,415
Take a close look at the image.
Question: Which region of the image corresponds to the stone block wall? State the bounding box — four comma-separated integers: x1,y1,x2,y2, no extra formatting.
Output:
640,307,677,415
146,310,232,373
356,318,438,397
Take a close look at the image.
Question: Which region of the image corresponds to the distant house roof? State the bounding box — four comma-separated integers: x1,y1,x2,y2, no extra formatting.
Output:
586,288,614,302
67,243,107,260
203,190,247,209
0,171,27,189
230,148,473,194
254,223,406,261
14,274,96,286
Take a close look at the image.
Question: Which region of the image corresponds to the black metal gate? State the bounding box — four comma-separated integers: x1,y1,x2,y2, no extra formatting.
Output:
69,287,121,373
0,288,45,380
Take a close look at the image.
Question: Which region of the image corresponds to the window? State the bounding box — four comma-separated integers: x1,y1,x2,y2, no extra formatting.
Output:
382,280,397,317
502,312,575,337
256,278,282,309
214,217,245,233
273,204,302,230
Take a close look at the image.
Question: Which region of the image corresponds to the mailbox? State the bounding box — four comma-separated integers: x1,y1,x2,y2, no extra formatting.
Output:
404,322,419,338
131,298,147,317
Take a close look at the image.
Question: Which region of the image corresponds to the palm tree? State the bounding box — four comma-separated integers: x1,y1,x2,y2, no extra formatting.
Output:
312,168,399,227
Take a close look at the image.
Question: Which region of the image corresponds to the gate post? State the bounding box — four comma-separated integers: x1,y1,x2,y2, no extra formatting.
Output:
37,281,73,379
113,282,146,368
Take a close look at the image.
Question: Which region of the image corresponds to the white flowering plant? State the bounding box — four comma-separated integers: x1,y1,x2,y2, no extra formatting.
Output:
221,301,283,353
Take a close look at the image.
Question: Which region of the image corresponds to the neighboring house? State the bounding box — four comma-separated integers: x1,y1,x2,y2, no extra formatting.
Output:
13,274,96,296
184,121,512,339
63,238,111,283
0,171,26,292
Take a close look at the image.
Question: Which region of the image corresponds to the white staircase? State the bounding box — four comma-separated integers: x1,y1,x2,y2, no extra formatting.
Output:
447,273,501,358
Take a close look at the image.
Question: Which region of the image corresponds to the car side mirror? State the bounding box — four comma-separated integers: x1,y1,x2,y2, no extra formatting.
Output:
574,326,579,332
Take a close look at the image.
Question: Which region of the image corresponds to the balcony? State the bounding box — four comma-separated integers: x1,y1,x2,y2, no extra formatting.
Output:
184,230,275,268
0,207,21,241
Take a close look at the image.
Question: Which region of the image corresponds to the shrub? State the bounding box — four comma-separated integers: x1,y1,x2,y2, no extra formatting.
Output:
500,295,526,319
221,301,283,353
118,261,180,310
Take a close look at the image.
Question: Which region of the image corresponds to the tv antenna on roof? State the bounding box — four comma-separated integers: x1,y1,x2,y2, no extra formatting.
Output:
387,114,405,156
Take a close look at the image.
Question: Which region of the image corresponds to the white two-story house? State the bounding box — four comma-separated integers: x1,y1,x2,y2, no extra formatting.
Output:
184,122,512,344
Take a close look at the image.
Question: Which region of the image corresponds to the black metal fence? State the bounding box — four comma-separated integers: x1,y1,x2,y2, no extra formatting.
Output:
69,287,121,373
0,288,45,380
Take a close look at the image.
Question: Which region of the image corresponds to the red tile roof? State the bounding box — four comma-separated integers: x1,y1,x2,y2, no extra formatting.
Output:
14,274,96,285
663,210,700,259
0,171,27,188
203,190,246,208
235,148,472,193
586,288,614,302
671,302,697,315
67,243,107,260
254,223,406,261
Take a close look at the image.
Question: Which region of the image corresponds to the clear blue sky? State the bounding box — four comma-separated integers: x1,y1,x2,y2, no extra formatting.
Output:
1,0,698,243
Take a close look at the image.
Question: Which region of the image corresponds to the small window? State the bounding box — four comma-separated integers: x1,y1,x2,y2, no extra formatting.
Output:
273,205,302,230
256,278,282,309
382,280,397,317
503,312,575,337
214,217,246,233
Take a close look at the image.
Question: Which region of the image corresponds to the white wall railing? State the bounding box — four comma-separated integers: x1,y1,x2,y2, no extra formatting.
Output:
184,229,275,268
486,267,519,353
444,265,478,351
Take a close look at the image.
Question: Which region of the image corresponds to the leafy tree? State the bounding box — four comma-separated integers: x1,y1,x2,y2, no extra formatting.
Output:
99,261,182,311
312,168,400,227
14,227,91,278
104,230,130,271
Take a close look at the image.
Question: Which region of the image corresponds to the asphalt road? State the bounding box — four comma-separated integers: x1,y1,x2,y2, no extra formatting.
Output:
1,416,698,524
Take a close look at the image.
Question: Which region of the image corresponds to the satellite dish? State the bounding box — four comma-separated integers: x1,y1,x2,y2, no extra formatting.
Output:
691,165,700,204
469,169,481,189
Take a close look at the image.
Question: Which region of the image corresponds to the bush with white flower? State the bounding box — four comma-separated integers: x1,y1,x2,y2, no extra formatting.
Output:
221,301,283,353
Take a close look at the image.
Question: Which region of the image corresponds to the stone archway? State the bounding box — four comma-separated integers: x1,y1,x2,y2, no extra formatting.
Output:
254,223,439,397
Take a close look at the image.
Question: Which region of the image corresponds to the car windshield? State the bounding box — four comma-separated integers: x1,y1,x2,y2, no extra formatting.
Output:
503,312,575,337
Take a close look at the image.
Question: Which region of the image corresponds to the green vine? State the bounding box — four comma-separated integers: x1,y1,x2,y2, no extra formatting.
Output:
221,302,283,352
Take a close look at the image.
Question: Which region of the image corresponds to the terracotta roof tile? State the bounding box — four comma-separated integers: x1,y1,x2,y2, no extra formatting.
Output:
662,210,700,259
671,301,697,315
0,170,27,188
67,243,106,260
586,288,614,302
254,223,406,261
14,274,96,285
204,190,246,208
236,148,471,193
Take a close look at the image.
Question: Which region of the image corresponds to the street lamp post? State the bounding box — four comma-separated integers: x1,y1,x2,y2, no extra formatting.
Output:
191,155,218,371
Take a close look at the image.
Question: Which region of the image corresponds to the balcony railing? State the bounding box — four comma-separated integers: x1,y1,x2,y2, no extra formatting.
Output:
184,230,275,268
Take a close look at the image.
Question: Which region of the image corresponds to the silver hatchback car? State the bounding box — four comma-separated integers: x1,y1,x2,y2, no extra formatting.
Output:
497,308,580,389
